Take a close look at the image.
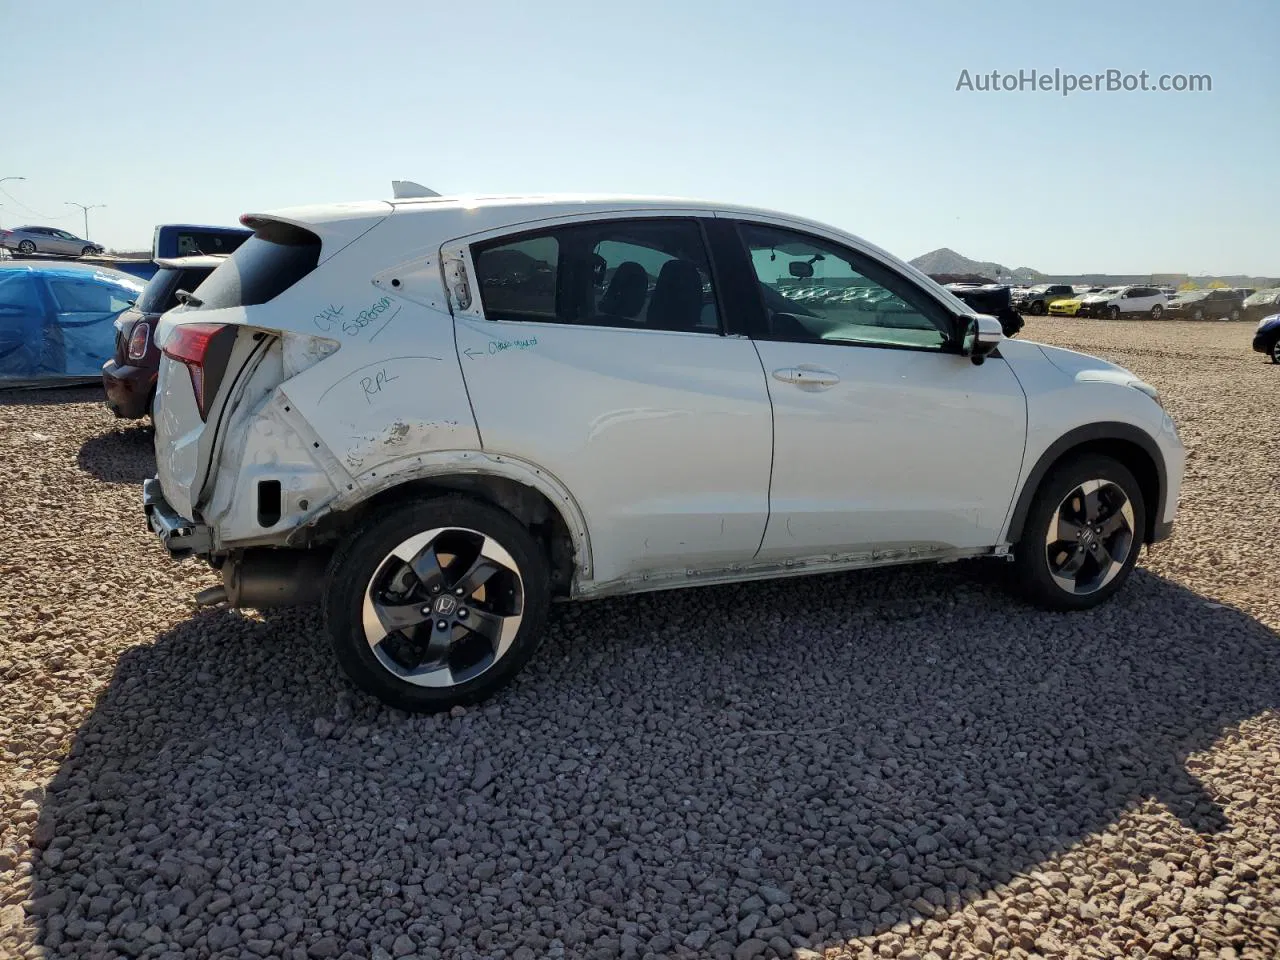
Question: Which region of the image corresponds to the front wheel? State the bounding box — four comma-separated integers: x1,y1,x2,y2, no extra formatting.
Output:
324,496,552,712
1270,338,1280,364
81,246,96,258
1229,308,1241,321
1150,304,1164,320
1106,305,1121,320
1029,300,1046,316
1012,455,1145,611
1192,307,1205,321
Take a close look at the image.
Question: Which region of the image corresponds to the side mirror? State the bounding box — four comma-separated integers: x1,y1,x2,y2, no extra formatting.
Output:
959,314,1003,364
788,261,814,279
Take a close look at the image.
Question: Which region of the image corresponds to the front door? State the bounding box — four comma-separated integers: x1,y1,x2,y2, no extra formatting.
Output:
453,215,775,586
728,220,1028,561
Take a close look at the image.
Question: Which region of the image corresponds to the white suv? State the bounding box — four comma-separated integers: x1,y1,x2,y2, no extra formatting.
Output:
1079,285,1169,320
143,193,1185,712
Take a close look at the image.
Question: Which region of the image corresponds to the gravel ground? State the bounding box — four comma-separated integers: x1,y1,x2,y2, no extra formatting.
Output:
1,318,1278,960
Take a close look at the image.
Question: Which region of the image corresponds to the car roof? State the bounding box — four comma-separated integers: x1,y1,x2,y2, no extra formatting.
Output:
0,261,145,286
251,192,864,235
153,254,231,269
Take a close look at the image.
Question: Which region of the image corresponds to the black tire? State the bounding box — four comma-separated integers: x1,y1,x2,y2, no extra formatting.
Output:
1106,305,1121,320
1192,307,1205,321
1150,304,1164,320
1270,338,1280,364
1229,307,1241,321
81,246,96,258
1029,300,1046,316
17,240,35,255
1012,454,1146,611
323,495,551,713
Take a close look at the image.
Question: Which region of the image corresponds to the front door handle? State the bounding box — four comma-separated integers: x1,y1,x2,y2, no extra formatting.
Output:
772,365,841,389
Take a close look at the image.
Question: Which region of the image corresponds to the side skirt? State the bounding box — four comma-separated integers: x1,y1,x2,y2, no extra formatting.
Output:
569,545,1002,601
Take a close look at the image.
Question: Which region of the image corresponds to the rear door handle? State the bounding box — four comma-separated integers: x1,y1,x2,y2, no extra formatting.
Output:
772,366,841,389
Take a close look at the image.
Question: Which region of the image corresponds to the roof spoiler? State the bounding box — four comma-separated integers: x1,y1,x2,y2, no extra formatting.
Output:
391,180,441,199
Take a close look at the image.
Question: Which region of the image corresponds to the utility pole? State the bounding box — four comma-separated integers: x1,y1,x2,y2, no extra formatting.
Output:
66,201,105,239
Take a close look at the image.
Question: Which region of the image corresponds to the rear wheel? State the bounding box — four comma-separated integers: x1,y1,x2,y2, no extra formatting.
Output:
17,240,35,255
1029,300,1046,315
1229,307,1241,321
1271,338,1280,364
1150,304,1164,320
324,496,551,712
1013,455,1145,611
1192,307,1205,321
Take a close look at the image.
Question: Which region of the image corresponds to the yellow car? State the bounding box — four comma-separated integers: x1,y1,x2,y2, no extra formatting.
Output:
1048,294,1087,316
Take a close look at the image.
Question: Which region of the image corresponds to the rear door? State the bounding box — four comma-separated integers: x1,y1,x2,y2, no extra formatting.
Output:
448,214,774,586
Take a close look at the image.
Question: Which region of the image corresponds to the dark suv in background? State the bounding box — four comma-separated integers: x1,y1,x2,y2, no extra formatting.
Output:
101,255,224,418
1162,288,1245,321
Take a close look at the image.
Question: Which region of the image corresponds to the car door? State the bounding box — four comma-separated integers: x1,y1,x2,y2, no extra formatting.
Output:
51,230,80,256
450,214,774,586
724,218,1028,561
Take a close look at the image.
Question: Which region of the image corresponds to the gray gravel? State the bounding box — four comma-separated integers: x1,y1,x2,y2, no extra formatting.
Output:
2,318,1279,960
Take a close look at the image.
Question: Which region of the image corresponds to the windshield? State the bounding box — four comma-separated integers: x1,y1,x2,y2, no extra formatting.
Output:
1172,290,1206,301
1244,288,1280,306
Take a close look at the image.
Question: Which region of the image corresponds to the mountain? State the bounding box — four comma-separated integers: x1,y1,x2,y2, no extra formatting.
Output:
909,248,1043,282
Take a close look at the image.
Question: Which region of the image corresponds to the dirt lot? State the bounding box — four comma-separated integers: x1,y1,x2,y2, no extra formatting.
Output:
1,318,1278,960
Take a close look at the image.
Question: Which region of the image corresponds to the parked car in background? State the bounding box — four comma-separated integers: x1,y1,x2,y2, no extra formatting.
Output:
1242,288,1280,323
1078,285,1168,320
140,192,1183,712
1233,288,1256,300
0,226,105,258
1251,312,1280,364
152,223,252,260
1049,293,1090,320
1162,288,1244,321
102,255,226,418
941,282,1024,336
1015,283,1076,315
0,262,143,385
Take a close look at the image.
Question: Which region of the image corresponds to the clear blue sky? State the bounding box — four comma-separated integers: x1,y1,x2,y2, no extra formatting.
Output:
3,0,1276,275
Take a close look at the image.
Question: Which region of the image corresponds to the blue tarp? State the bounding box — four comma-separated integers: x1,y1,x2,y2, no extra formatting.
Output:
0,263,146,386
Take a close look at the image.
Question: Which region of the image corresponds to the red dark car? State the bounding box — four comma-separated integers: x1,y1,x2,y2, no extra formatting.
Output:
102,255,225,418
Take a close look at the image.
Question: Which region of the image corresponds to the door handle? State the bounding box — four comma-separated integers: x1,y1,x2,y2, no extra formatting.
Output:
772,366,841,388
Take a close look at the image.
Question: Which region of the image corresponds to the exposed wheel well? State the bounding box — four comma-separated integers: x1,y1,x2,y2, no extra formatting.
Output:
1009,433,1162,545
335,475,579,597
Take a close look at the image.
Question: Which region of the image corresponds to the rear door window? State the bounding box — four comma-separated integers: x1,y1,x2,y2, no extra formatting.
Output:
191,223,321,309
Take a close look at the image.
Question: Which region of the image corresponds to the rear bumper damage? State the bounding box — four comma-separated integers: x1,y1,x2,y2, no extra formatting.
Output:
142,477,212,557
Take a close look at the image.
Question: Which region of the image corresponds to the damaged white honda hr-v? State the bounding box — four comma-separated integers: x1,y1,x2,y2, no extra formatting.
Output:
143,191,1184,712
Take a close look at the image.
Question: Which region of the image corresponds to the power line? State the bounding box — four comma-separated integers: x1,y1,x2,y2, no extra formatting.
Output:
0,186,75,221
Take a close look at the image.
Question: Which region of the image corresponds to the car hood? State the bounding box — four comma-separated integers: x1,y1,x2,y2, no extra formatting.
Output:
1000,338,1144,385
1257,312,1280,331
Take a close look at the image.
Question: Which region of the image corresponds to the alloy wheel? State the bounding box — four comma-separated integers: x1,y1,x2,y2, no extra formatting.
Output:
17,240,35,255
1150,305,1163,320
1044,479,1136,595
361,527,525,688
1271,339,1280,364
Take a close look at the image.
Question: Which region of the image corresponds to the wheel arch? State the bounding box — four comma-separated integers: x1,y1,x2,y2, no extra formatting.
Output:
1006,422,1166,546
304,454,592,598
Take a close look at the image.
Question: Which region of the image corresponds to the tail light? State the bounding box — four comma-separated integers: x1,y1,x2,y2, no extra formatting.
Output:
126,321,150,361
161,322,235,421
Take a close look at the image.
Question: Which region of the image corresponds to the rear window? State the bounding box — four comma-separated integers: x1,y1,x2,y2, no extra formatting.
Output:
191,222,321,310
136,268,179,314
